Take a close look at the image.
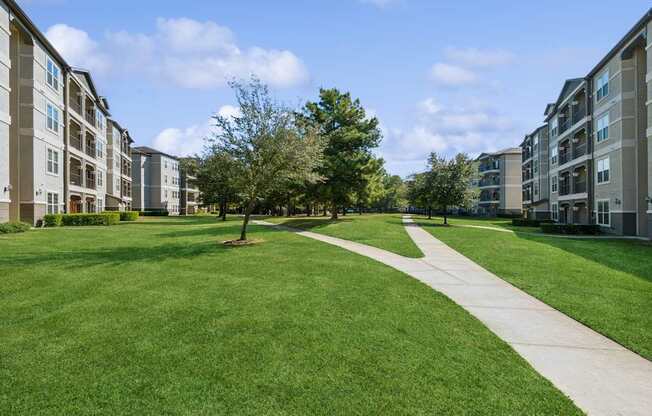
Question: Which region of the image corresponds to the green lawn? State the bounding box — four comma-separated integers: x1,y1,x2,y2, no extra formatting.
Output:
265,213,423,258
415,216,652,361
0,216,581,415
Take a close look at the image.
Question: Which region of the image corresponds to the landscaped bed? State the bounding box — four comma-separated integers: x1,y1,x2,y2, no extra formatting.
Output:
0,216,581,415
416,216,652,361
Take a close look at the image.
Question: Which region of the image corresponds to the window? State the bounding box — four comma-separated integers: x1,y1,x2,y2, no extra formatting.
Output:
550,118,558,137
533,135,539,151
46,57,59,91
96,141,104,159
597,200,610,226
551,175,558,193
165,175,168,184
46,103,60,133
47,148,59,175
164,160,168,169
97,199,104,212
551,203,558,221
550,147,558,165
47,192,59,214
596,113,609,142
596,70,609,101
97,171,103,187
597,157,610,184
533,159,539,174
164,190,168,198
534,182,539,198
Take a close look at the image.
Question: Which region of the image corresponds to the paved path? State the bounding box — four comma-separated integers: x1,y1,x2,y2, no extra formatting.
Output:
254,217,652,416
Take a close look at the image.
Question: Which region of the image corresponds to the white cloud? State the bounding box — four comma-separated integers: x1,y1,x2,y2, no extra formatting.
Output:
429,63,477,86
444,47,515,67
45,18,309,89
217,105,241,119
380,97,517,175
45,24,110,74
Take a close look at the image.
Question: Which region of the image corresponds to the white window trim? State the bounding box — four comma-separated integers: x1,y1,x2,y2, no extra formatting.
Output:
596,199,610,226
551,203,559,221
596,70,609,102
46,57,60,92
596,112,610,143
46,191,61,214
46,102,60,133
46,147,60,177
596,156,610,185
551,175,558,193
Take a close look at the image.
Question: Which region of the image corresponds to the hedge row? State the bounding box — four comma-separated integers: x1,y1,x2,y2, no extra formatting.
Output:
541,223,601,235
0,221,31,234
117,211,139,221
43,213,120,227
139,210,169,217
512,218,554,227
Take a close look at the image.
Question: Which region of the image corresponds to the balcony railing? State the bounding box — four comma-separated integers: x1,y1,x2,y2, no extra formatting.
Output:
559,182,570,196
573,143,587,159
71,99,82,115
479,163,499,172
70,173,82,187
86,176,96,190
559,150,570,165
479,178,500,187
85,141,96,159
572,104,586,124
70,134,83,151
85,109,96,126
573,181,587,194
559,117,570,134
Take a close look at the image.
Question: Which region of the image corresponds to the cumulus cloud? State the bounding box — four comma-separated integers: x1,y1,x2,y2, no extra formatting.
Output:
380,98,517,175
444,47,515,67
45,18,309,89
429,63,477,86
45,24,110,74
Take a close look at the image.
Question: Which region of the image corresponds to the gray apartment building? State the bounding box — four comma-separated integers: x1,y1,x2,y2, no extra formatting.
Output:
476,148,523,216
521,125,550,220
132,146,182,215
0,0,134,225
523,8,652,238
179,158,200,215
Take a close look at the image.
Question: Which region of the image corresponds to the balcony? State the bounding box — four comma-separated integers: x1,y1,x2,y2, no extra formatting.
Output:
70,133,83,152
559,149,570,166
479,177,500,188
573,181,587,194
559,181,570,196
559,117,570,134
572,103,586,125
85,139,96,159
70,172,82,187
479,162,500,172
572,142,587,159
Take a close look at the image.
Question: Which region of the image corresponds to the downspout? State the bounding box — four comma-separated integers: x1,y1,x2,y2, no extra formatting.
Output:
586,78,594,225
63,68,70,213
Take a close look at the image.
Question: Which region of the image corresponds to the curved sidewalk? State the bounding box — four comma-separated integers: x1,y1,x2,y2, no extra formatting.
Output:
255,218,652,416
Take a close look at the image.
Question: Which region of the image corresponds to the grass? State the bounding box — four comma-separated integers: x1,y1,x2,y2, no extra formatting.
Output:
0,216,582,415
415,216,652,361
265,213,423,258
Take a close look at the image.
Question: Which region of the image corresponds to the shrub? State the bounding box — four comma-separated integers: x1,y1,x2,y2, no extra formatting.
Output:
512,218,554,227
60,213,120,227
0,221,31,234
540,223,601,235
43,214,63,227
141,210,169,217
119,211,139,221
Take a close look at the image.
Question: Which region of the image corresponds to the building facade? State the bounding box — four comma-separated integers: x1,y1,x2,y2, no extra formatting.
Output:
132,146,182,215
476,148,523,216
525,9,651,238
521,125,550,220
179,158,200,215
0,0,134,225
106,119,133,211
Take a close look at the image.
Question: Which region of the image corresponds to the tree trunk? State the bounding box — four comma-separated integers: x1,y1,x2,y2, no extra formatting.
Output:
358,205,363,215
239,201,256,241
221,199,227,221
330,202,339,220
443,205,448,225
428,206,432,220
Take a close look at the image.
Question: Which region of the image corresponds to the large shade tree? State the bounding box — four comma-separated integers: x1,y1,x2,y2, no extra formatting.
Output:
298,88,382,219
428,152,474,225
207,78,324,241
194,150,239,221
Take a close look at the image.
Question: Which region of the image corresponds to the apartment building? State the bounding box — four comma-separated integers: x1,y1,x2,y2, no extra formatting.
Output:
179,158,200,215
132,146,182,215
0,0,134,225
476,148,523,216
526,8,651,238
520,125,550,220
106,119,133,211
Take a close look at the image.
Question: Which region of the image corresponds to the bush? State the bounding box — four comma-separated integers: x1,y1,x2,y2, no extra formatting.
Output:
59,213,120,227
0,221,31,234
43,214,63,227
540,223,601,235
140,210,169,217
512,218,554,227
119,211,139,221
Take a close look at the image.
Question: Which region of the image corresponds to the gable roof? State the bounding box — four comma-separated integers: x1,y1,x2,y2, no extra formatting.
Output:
544,78,583,121
133,146,178,160
71,68,111,115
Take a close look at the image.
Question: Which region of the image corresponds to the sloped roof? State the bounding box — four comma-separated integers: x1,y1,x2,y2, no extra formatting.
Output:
133,146,179,160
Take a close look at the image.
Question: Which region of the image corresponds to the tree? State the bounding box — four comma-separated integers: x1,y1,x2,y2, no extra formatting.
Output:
353,156,385,215
207,78,323,241
373,174,407,213
429,152,474,225
298,88,382,219
195,150,238,221
406,172,436,219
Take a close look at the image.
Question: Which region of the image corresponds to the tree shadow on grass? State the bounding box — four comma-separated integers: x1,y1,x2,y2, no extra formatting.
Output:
2,240,233,270
516,232,652,284
156,223,276,239
270,217,354,231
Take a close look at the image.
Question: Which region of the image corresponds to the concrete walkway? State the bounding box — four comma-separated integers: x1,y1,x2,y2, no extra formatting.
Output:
254,218,652,416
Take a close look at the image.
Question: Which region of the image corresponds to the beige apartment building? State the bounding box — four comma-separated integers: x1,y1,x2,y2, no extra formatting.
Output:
179,158,200,215
525,8,652,238
520,125,550,220
106,119,133,211
476,148,523,216
0,0,134,225
132,146,182,215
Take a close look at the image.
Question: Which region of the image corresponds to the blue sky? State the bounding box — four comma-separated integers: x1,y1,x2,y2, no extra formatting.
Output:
18,0,652,176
